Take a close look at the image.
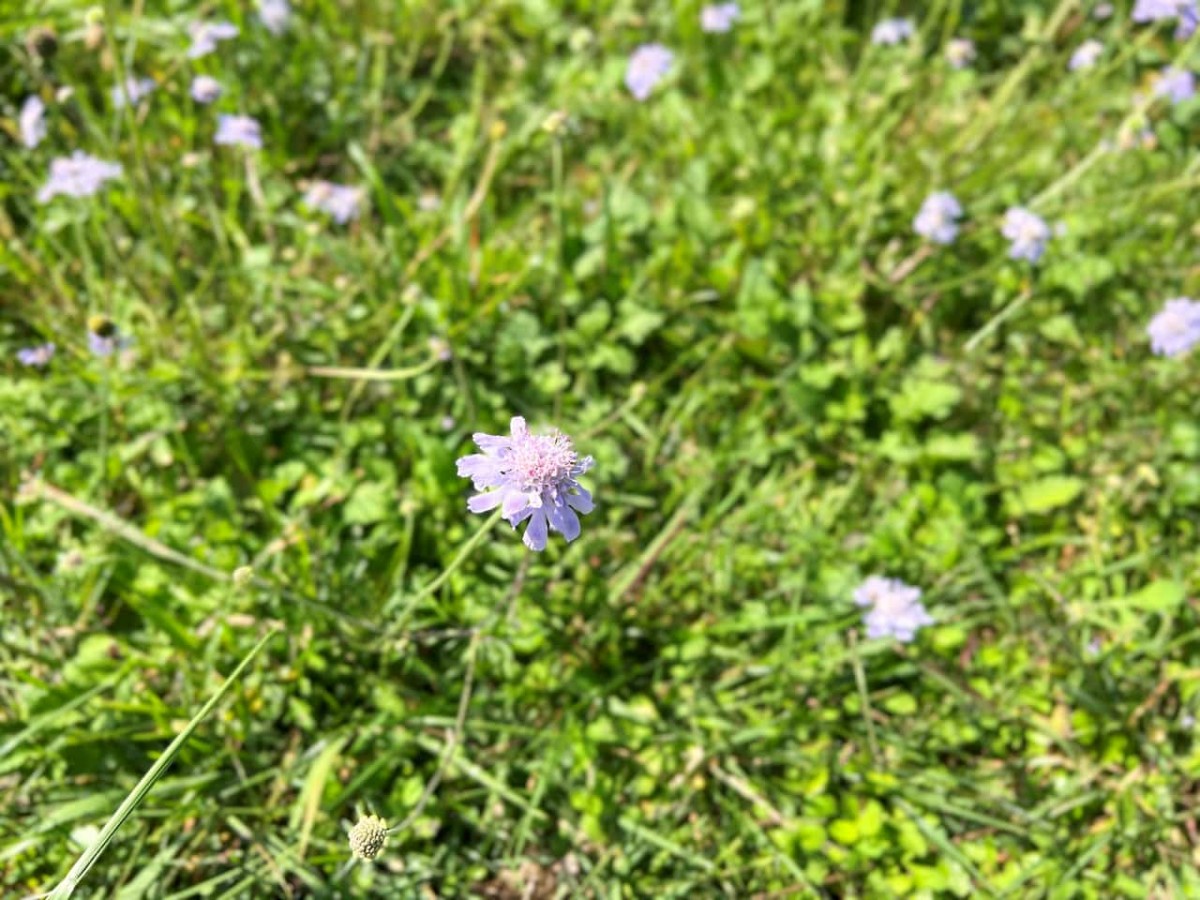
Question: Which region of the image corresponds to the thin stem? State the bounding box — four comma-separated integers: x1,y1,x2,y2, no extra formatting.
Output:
848,630,882,765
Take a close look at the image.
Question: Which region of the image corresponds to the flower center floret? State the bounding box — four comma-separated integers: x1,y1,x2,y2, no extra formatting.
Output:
509,432,578,496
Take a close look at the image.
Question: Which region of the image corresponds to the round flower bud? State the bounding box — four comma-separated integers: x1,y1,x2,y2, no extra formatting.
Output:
348,815,388,861
232,566,254,588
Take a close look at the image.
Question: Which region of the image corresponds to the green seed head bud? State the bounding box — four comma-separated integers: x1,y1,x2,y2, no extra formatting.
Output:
348,815,388,861
232,566,254,588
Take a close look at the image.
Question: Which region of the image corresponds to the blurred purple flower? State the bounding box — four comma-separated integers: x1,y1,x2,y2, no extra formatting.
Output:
88,329,131,358
854,576,933,643
456,416,594,551
871,17,914,46
913,191,963,245
1094,2,1114,18
187,20,238,58
1132,0,1198,36
945,38,975,69
259,0,291,34
37,151,122,203
191,75,222,104
1153,66,1196,104
1147,297,1200,357
1001,207,1051,263
303,180,363,224
214,114,262,149
111,76,156,109
20,95,46,149
1069,40,1104,71
700,3,741,33
17,343,55,367
625,44,674,101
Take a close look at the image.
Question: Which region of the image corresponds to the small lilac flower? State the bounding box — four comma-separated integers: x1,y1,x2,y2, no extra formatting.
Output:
428,336,452,361
190,75,222,104
1183,713,1197,729
871,17,915,46
88,329,130,358
1086,637,1103,656
214,114,263,149
1094,2,1114,18
1069,40,1104,72
302,180,363,224
456,416,594,552
625,44,674,101
913,191,963,245
187,20,238,58
37,151,123,203
259,0,291,34
17,343,55,367
945,38,975,69
20,95,46,149
1147,297,1200,357
1001,206,1052,263
1153,66,1196,104
1132,0,1198,36
700,3,740,33
111,76,156,109
854,576,933,643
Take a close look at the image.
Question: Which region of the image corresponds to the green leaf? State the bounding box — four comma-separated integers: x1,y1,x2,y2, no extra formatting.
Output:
1006,476,1084,516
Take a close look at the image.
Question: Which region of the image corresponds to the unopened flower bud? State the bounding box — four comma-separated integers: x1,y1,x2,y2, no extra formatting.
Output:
348,815,388,861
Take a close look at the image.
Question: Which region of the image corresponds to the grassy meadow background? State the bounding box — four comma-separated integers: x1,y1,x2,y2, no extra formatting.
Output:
3,0,1200,896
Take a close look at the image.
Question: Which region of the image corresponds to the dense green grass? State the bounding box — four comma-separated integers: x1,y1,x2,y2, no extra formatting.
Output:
3,0,1200,896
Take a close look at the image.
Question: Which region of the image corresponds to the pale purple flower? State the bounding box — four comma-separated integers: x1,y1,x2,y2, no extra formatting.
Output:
871,17,915,46
1153,66,1196,104
111,76,156,109
1132,0,1198,36
88,329,130,358
1069,40,1104,72
1147,297,1200,357
428,336,452,361
187,20,238,58
945,38,975,69
214,114,263,149
1183,713,1197,729
854,576,932,643
625,44,674,101
700,3,740,33
17,343,55,367
456,416,594,551
20,95,46,149
37,151,123,203
1001,206,1051,263
913,191,963,245
1094,2,1114,18
303,180,363,224
190,75,222,104
259,0,291,34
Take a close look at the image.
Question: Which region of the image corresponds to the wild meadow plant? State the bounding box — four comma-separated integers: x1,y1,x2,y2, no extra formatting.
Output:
3,1,1200,895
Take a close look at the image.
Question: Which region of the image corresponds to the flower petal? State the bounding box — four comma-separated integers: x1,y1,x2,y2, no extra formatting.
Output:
566,486,594,514
467,490,503,513
502,490,530,518
522,509,549,551
547,503,581,542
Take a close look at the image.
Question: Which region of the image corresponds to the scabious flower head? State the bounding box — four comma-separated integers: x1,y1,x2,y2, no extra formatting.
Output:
854,576,932,642
913,191,963,245
945,38,975,69
1153,66,1196,104
37,151,123,203
871,17,915,46
456,416,594,552
302,180,363,224
259,0,291,34
190,75,222,104
625,44,674,101
1147,297,1200,357
214,114,263,149
187,20,238,58
20,95,46,149
111,76,156,109
17,343,55,367
348,815,387,862
1069,40,1104,71
700,3,741,33
1132,0,1198,36
1001,206,1051,263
